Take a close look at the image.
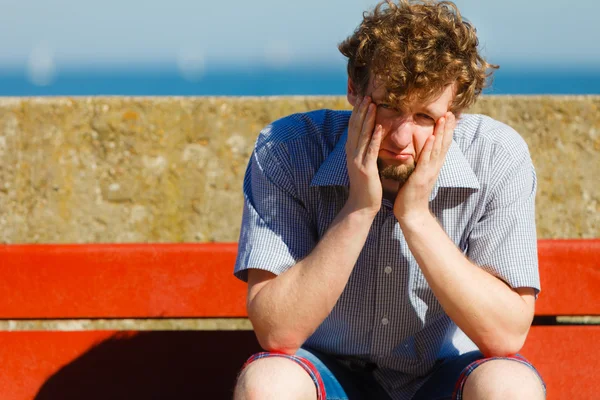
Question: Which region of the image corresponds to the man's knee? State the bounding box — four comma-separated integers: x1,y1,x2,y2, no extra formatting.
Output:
462,359,545,400
233,356,318,400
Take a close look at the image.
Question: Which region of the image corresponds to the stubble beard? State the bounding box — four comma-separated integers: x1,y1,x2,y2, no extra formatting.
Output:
377,158,415,187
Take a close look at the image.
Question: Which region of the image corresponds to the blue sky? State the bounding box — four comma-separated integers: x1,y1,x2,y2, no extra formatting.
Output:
0,0,597,71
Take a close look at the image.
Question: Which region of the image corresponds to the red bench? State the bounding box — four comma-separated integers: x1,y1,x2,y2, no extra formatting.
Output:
0,240,598,399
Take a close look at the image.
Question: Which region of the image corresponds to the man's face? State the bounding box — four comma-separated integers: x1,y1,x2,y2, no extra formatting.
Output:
355,78,456,188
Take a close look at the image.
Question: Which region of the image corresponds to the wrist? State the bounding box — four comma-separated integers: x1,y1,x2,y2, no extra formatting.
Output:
340,202,379,223
396,209,435,231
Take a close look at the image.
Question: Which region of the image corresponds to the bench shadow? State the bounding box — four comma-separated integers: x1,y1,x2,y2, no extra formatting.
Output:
34,330,261,400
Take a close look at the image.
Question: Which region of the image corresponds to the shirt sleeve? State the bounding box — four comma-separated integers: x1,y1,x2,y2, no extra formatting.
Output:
234,131,318,282
466,139,540,294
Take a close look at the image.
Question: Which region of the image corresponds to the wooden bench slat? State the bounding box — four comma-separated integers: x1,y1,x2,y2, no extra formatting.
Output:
0,327,596,400
0,243,247,318
0,330,260,400
521,325,600,399
535,239,600,315
0,239,598,318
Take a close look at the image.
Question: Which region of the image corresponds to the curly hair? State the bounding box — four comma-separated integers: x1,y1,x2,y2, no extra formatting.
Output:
338,0,498,113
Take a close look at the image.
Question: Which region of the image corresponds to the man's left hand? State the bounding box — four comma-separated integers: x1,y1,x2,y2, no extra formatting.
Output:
393,112,456,224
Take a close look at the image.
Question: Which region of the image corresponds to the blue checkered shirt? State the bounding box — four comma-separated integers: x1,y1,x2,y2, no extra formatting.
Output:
234,109,540,399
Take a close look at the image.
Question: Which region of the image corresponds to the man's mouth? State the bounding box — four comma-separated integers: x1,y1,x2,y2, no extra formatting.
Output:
380,149,413,161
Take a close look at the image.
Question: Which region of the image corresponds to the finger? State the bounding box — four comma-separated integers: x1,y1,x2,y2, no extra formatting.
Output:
364,123,383,166
442,112,455,151
356,102,377,159
356,96,372,142
418,134,436,165
430,116,446,160
347,97,367,154
346,96,364,151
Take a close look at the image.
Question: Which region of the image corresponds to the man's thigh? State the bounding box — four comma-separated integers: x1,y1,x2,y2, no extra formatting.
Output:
413,351,546,400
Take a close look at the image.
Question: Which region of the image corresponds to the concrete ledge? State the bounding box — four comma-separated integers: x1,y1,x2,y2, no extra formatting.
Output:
0,95,598,242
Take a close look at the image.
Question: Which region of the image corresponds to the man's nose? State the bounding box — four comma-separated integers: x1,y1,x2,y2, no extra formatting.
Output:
386,119,414,148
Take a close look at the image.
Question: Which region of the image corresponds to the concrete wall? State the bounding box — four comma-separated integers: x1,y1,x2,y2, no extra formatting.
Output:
0,96,598,243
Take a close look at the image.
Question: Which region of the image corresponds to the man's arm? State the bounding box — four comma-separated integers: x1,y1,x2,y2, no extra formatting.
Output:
248,206,375,354
247,96,384,354
394,113,536,357
399,214,535,357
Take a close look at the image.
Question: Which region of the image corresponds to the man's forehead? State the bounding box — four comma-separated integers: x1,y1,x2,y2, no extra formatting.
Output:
370,78,455,114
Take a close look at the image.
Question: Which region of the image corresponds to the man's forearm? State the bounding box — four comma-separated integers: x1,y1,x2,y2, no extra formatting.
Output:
400,212,535,357
248,206,375,354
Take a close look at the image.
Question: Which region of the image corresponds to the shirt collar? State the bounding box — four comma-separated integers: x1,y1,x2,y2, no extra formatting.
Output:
310,128,480,191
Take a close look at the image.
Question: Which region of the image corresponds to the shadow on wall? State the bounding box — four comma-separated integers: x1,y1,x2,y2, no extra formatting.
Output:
34,330,261,400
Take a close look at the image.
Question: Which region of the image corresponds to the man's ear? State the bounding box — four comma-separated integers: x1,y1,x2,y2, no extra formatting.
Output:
347,77,359,107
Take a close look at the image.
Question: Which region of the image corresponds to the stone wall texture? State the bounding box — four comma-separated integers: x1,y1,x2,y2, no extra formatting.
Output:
0,95,598,243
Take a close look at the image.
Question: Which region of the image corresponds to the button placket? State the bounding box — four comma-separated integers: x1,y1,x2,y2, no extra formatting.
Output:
370,215,399,356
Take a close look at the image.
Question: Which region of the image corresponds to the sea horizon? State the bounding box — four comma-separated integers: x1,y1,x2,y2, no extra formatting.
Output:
1,63,599,97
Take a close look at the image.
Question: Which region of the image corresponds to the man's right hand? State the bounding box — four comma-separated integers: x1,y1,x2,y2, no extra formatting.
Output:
345,96,384,218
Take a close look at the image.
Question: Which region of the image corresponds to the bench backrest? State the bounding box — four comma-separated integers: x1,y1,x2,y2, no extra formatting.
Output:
0,240,598,318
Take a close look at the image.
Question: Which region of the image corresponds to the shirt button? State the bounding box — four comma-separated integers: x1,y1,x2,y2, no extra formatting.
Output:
384,266,392,274
381,317,389,325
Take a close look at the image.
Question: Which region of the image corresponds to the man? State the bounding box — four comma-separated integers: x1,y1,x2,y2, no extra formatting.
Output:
233,1,546,399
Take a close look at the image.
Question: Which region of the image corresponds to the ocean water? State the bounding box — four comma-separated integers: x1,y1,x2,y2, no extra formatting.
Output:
0,65,599,96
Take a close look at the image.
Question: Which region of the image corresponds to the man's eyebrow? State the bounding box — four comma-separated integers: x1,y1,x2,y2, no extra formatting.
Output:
420,105,443,117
